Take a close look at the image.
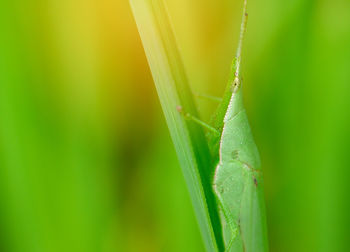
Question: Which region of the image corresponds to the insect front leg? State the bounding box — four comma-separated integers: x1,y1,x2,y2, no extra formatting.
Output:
176,105,220,135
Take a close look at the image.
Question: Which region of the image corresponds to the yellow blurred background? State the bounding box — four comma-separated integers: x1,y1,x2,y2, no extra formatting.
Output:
0,0,349,251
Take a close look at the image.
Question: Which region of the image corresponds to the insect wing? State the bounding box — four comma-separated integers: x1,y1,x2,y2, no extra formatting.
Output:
240,168,268,252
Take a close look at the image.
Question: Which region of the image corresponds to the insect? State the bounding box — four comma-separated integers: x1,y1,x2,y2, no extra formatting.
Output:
211,61,267,251
178,1,268,251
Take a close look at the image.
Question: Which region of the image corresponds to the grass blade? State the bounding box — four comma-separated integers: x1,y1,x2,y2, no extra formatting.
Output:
129,0,223,251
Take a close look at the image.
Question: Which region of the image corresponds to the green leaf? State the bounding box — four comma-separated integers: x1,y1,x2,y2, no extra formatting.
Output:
129,0,223,251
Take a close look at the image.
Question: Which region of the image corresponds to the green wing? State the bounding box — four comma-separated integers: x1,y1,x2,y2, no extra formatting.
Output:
213,86,268,252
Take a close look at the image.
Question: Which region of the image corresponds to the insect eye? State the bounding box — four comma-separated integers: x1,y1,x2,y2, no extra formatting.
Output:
232,78,240,93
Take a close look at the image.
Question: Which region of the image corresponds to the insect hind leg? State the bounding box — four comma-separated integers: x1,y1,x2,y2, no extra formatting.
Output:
193,92,222,103
213,184,239,252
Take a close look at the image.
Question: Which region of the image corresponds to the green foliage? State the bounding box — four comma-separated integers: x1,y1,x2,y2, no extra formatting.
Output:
0,2,117,251
1,0,350,251
129,0,224,251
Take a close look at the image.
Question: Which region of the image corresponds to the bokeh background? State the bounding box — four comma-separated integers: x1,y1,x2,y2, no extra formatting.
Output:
1,0,349,251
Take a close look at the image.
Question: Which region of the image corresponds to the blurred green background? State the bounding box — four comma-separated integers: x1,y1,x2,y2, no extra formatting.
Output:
0,0,349,251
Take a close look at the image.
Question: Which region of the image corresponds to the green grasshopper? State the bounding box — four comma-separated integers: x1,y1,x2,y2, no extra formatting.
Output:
179,1,268,251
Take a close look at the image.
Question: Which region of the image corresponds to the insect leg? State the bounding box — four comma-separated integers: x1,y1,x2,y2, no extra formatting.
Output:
176,106,220,135
213,184,239,252
193,92,222,103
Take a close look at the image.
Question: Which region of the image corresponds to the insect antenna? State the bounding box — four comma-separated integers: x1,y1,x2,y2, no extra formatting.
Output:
234,0,248,80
